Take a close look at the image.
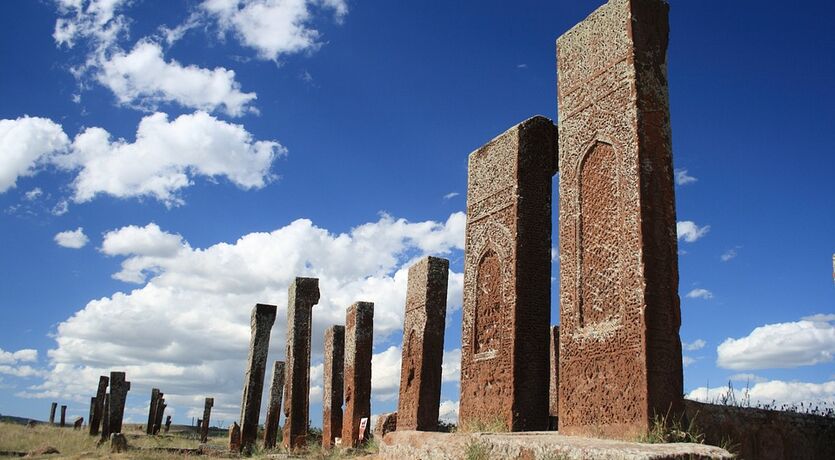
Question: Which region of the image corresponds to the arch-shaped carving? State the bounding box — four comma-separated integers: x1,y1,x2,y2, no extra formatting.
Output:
575,139,622,328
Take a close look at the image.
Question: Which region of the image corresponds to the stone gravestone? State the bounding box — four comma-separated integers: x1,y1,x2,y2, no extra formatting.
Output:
89,375,109,436
101,394,111,439
200,397,214,443
342,302,374,448
228,421,241,452
88,397,95,431
556,0,683,438
549,325,560,430
164,415,172,433
322,325,345,449
239,303,277,453
397,256,449,431
282,277,320,449
146,388,160,435
374,412,397,439
49,402,57,425
60,405,67,428
263,362,285,449
108,371,130,434
73,417,84,430
153,396,166,435
459,116,557,431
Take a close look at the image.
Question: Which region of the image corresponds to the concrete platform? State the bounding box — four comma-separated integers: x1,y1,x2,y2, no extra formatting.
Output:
379,431,734,460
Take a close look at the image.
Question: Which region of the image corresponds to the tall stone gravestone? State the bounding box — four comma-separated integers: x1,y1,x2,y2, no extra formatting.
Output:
200,397,214,443
283,277,320,449
89,375,109,436
239,303,277,453
343,302,374,448
263,362,284,449
556,0,683,438
108,371,130,434
397,256,449,431
322,325,345,449
459,116,557,431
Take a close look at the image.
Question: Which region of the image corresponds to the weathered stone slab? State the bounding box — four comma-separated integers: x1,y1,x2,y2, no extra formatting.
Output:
282,277,320,449
379,431,733,460
146,388,160,435
322,325,344,449
239,303,277,453
110,433,128,453
549,325,560,426
101,394,111,439
73,417,84,430
460,116,557,431
60,405,67,428
374,412,397,439
153,397,166,435
89,375,109,435
164,415,172,433
263,361,284,449
88,397,95,431
228,422,241,452
108,371,130,434
556,0,683,438
342,302,374,448
397,256,449,431
200,397,214,443
49,402,57,425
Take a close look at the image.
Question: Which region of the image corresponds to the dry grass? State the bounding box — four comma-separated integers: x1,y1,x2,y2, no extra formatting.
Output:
456,416,509,433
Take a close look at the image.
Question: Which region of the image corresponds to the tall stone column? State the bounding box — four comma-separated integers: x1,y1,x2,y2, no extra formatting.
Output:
556,0,683,439
153,396,166,435
342,302,374,448
101,394,111,439
282,277,320,449
49,402,57,425
146,388,160,434
263,361,285,449
88,397,96,430
459,116,557,431
60,405,67,427
397,256,449,431
239,303,277,453
108,371,130,434
549,325,560,428
200,397,214,443
89,375,109,435
322,325,344,449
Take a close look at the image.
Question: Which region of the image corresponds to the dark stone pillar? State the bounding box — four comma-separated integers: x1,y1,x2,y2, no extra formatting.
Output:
146,388,159,434
200,397,214,443
263,361,285,449
397,256,449,431
228,421,241,452
101,394,111,439
49,402,57,425
88,397,95,430
238,303,277,453
89,375,109,435
282,277,320,449
60,405,67,427
342,302,374,448
153,396,166,435
164,415,172,433
108,371,130,434
322,325,344,449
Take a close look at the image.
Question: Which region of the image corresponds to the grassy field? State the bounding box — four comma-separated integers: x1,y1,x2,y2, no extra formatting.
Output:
0,422,378,459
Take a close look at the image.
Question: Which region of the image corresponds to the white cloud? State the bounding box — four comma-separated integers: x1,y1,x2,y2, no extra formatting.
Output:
0,348,38,365
442,348,461,384
683,356,696,367
54,111,284,205
201,0,348,61
687,380,835,408
802,313,835,322
0,116,69,193
97,41,257,116
438,400,458,423
720,248,738,262
683,339,706,351
443,192,459,200
0,365,46,378
24,188,43,201
677,221,710,243
24,212,465,416
674,168,697,186
729,373,768,384
55,227,90,249
53,0,129,50
717,316,835,370
685,288,713,300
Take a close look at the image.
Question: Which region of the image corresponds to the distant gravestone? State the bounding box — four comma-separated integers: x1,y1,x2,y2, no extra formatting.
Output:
49,402,57,425
73,417,84,430
322,325,345,449
263,362,285,449
108,371,130,434
228,421,241,452
164,415,172,433
89,376,109,436
60,405,67,428
200,397,214,443
146,388,160,435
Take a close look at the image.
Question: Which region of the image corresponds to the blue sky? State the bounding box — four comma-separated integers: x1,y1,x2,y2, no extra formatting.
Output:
1,0,833,428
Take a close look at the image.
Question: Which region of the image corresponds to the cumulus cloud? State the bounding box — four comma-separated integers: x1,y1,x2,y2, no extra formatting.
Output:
677,221,710,243
24,188,44,201
683,339,706,351
97,41,257,116
438,399,459,423
0,116,69,193
54,111,283,205
674,168,697,186
53,0,128,50
685,288,713,300
0,348,38,365
687,380,835,408
0,348,43,379
24,212,466,421
201,0,349,61
717,316,835,370
55,227,90,249
729,373,768,384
